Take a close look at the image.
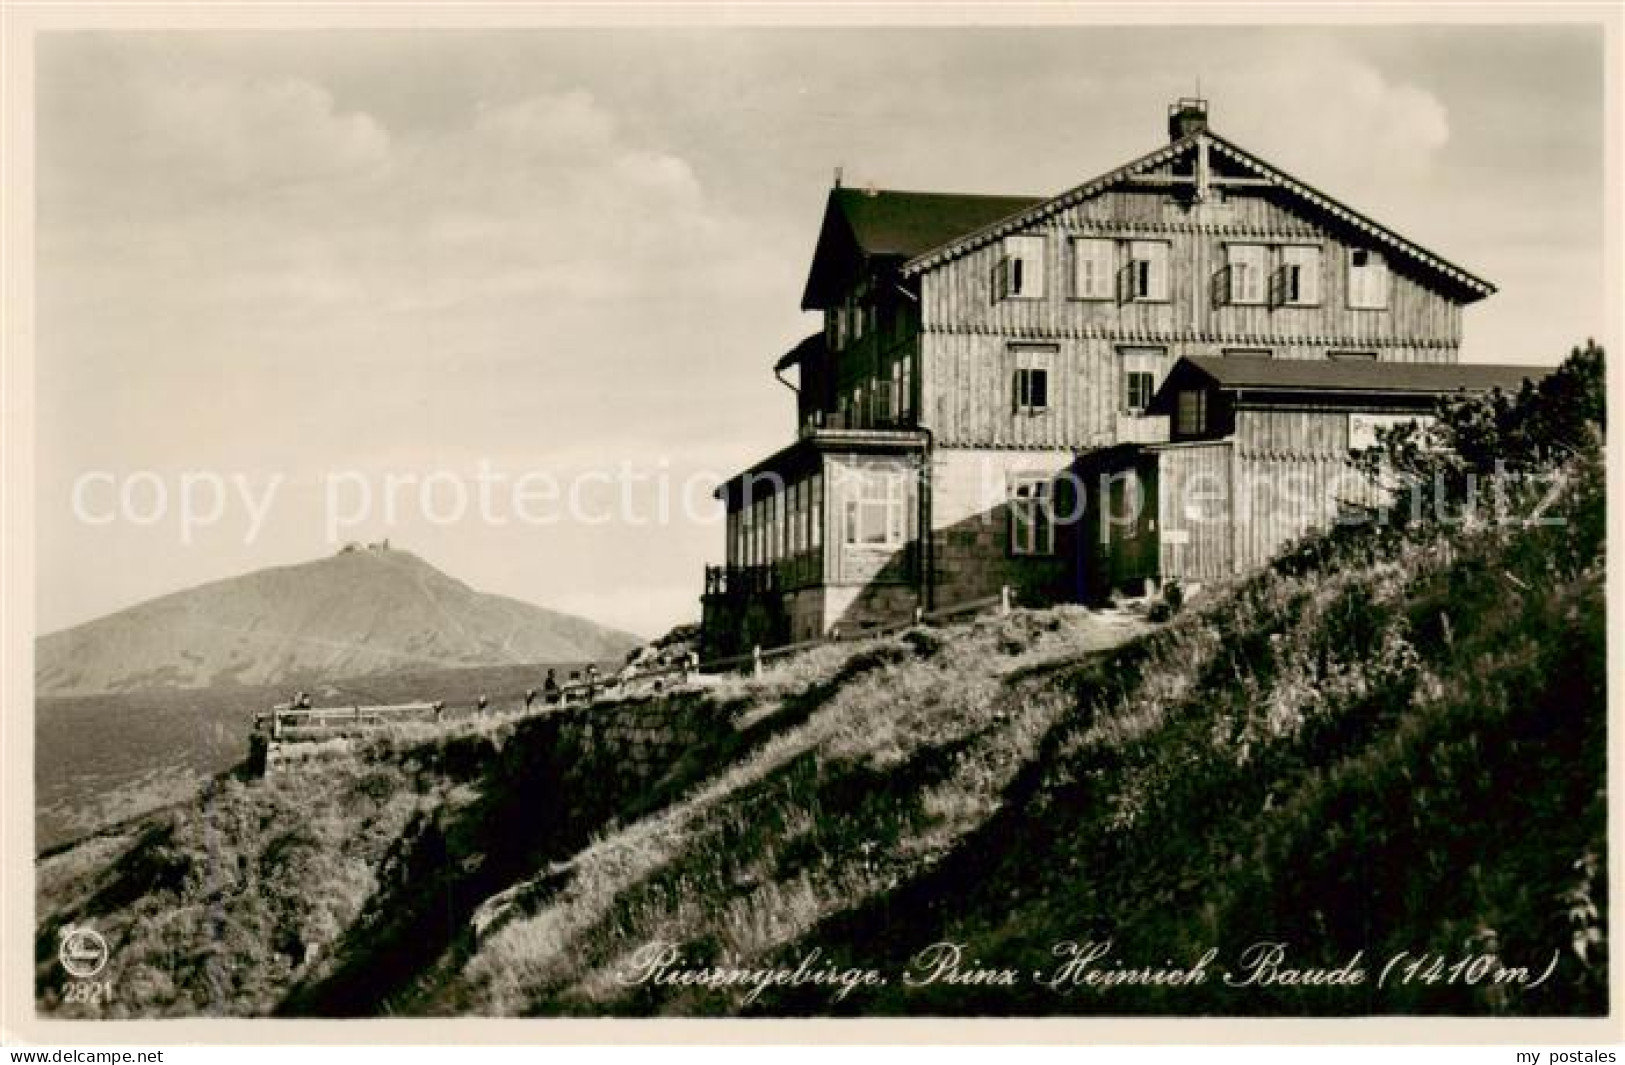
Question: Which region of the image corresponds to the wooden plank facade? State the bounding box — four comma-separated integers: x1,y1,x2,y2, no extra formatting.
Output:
702,99,1506,655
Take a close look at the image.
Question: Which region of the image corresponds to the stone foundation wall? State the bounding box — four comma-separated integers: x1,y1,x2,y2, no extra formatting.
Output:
928,447,1078,609
553,689,740,797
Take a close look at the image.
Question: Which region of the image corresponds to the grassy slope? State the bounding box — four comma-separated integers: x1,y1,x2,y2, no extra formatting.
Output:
35,458,1605,1017
450,457,1605,1017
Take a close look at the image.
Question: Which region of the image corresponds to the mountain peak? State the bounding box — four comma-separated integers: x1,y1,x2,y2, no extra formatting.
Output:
37,549,641,697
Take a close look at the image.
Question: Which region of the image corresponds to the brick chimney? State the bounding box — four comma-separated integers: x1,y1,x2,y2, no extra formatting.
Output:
1167,97,1209,141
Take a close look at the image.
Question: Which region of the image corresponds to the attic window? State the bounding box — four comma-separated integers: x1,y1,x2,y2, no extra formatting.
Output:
1348,248,1390,309
1176,390,1208,436
1127,240,1169,302
1226,244,1268,305
996,235,1046,300
1072,237,1115,300
1278,245,1322,306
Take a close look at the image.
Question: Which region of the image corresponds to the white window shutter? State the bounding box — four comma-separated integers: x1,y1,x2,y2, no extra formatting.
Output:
1003,235,1045,299
1294,246,1322,304
1130,241,1169,301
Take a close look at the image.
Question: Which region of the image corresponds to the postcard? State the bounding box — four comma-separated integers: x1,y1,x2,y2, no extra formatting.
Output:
2,1,1619,1047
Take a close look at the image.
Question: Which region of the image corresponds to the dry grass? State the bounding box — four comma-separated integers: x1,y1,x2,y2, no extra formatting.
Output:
454,608,1144,1014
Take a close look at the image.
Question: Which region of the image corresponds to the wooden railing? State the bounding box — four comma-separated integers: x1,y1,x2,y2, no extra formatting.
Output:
255,701,440,740
253,585,1014,765
703,564,780,598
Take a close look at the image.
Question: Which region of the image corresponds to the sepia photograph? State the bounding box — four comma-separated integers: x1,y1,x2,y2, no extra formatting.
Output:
1,3,1617,1042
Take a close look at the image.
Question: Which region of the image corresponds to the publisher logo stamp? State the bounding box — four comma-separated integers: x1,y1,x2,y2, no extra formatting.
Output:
58,925,109,979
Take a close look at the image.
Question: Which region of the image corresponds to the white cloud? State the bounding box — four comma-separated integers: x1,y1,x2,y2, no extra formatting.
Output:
1214,46,1452,190
132,73,392,189
472,90,617,157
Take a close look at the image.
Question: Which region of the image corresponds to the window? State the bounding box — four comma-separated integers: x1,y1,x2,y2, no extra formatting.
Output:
1279,245,1322,306
1014,367,1049,413
809,475,823,551
843,467,907,548
1222,347,1272,358
872,372,893,425
1073,237,1116,299
1348,248,1389,309
1011,344,1054,414
892,358,912,422
1119,347,1165,414
1009,478,1056,557
1124,371,1155,413
770,491,784,563
996,235,1046,300
1226,243,1268,305
1176,390,1209,436
1128,240,1170,301
1329,350,1378,361
788,482,803,555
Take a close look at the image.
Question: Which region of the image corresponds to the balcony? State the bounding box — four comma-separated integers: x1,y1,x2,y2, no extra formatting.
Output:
703,563,780,600
801,409,918,438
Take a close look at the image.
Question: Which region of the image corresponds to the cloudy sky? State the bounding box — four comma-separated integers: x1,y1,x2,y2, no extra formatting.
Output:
34,23,1606,638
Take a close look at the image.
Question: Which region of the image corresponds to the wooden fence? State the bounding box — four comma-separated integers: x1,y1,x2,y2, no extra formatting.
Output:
252,585,1013,753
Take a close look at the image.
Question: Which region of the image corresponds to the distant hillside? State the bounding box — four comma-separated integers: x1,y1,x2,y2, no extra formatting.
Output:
36,548,641,696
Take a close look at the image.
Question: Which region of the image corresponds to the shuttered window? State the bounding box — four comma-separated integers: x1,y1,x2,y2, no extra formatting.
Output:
1128,240,1170,301
1072,237,1116,299
1227,243,1268,304
1348,248,1390,309
1280,245,1322,306
995,235,1046,300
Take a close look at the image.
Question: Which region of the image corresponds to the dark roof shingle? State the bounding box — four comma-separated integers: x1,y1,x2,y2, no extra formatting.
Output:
834,188,1044,259
801,187,1042,308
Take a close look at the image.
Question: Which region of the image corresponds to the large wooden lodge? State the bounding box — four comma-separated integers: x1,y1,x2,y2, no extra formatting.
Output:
701,99,1546,658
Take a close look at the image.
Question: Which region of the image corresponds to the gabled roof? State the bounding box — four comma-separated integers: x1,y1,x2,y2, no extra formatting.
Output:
800,187,1043,309
899,130,1495,302
1164,355,1550,399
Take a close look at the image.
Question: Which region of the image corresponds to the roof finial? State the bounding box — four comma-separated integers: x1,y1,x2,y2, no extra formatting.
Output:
833,165,843,189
